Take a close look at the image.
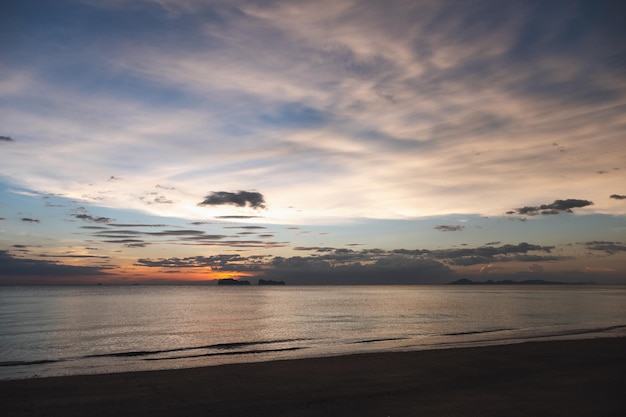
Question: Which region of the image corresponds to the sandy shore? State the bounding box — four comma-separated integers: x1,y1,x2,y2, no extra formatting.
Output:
2,337,625,417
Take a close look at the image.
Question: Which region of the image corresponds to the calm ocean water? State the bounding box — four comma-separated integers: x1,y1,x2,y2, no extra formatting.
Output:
1,285,625,380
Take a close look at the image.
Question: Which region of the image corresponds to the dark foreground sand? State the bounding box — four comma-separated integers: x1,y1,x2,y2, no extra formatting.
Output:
2,337,625,417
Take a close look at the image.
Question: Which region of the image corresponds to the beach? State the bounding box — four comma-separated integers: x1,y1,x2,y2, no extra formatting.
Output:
2,337,625,417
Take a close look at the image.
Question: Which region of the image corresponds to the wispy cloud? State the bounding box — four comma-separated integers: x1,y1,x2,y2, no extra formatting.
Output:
1,0,623,222
435,225,464,232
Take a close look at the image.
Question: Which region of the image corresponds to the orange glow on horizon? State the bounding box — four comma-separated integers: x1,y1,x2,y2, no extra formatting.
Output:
101,264,260,283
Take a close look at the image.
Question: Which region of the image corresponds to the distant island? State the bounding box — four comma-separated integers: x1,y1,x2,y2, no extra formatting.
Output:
258,279,286,286
217,278,251,286
448,278,585,286
216,278,286,286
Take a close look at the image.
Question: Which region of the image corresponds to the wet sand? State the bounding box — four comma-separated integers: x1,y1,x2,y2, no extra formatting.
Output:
2,337,625,417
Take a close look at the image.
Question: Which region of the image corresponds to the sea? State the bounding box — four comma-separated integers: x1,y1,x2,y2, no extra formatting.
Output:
1,285,625,380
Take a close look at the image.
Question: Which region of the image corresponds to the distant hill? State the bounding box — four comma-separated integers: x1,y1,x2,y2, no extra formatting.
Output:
217,278,251,286
448,278,582,286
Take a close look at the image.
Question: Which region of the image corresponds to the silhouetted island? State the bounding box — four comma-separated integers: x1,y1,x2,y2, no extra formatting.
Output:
258,279,286,286
448,278,582,285
217,278,250,286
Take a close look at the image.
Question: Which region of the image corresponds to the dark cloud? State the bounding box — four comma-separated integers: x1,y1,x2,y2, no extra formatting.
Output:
136,254,263,272
585,241,626,254
199,191,266,209
264,256,453,285
610,194,626,200
102,239,146,244
293,246,336,252
132,239,570,284
214,216,263,219
153,196,173,204
434,225,465,232
74,214,112,223
180,240,287,248
125,242,149,248
430,242,556,266
0,135,14,142
180,235,228,241
21,218,40,223
190,221,211,225
0,250,109,281
94,230,143,237
93,229,206,238
37,254,110,259
107,223,168,227
509,199,593,216
223,226,267,229
145,230,206,236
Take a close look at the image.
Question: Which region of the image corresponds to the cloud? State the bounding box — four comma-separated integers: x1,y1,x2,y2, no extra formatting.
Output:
584,266,615,273
508,199,594,216
135,254,263,272
199,191,266,209
135,241,558,283
434,225,464,232
0,135,14,142
585,241,626,254
0,250,109,281
214,215,263,219
136,247,455,283
74,214,112,223
0,1,624,222
430,242,556,266
102,239,145,244
107,223,168,227
144,229,206,236
610,194,626,200
91,229,210,243
21,218,40,223
527,263,544,273
264,256,453,285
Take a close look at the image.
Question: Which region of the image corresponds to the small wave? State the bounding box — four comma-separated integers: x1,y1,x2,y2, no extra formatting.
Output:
444,328,513,336
352,337,409,344
85,338,307,359
143,346,304,361
535,324,626,339
0,359,60,367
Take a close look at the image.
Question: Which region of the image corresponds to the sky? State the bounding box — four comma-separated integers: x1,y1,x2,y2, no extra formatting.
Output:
1,0,625,284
